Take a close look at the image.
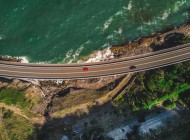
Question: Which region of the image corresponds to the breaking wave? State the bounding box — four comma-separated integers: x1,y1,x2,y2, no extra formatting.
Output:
1,0,189,64
18,56,29,63
173,0,187,12
103,16,114,30
127,1,132,11
160,10,171,20
0,35,5,40
86,47,114,63
62,41,89,63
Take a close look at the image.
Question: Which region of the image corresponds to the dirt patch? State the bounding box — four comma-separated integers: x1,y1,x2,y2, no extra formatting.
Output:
50,74,132,118
50,89,108,113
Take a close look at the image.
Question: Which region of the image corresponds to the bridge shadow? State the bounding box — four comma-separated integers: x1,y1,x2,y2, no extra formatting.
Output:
28,100,116,140
28,101,190,140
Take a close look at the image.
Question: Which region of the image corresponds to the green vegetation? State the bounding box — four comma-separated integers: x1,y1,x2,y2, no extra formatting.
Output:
145,84,190,109
114,61,190,111
179,89,190,106
0,88,30,108
179,36,190,44
163,99,176,109
0,108,35,140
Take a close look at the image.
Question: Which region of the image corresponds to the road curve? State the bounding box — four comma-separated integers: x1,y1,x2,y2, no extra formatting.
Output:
0,43,190,80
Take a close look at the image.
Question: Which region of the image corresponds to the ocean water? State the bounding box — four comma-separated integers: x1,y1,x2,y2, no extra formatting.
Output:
0,0,190,63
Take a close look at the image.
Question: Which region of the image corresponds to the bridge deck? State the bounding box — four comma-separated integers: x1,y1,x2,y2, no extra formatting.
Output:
0,43,190,79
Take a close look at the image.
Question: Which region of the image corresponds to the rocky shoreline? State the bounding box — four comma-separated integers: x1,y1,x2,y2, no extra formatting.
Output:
0,22,190,139
0,56,22,62
86,23,190,62
0,22,190,116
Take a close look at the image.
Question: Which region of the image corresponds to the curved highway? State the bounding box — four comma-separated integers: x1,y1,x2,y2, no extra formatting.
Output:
0,43,190,80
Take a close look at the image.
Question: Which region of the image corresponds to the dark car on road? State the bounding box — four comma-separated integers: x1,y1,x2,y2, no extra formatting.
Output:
130,65,136,69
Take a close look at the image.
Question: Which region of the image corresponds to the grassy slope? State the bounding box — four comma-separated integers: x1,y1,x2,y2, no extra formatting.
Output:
0,88,30,108
0,108,36,140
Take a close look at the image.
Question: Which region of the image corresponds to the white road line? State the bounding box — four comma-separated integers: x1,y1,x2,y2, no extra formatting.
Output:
0,51,189,75
0,46,190,70
0,58,189,80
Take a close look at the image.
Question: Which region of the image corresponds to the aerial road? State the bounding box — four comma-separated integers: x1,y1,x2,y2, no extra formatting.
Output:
0,43,190,80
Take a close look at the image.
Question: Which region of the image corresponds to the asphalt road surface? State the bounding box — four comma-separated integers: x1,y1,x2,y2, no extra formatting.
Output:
0,43,190,80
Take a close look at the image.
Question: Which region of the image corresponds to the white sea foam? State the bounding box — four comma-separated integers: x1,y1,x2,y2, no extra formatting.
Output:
119,28,122,34
86,47,114,63
66,49,74,59
62,41,88,63
102,43,110,48
114,28,123,34
61,49,74,63
115,10,123,16
183,11,189,17
144,18,159,27
0,35,5,40
1,55,51,64
103,6,127,32
72,45,84,59
146,21,152,26
161,10,171,20
67,59,74,64
127,1,132,11
123,6,128,10
106,34,114,40
18,56,29,63
144,9,171,27
137,25,144,31
22,6,27,10
173,0,187,12
103,16,113,30
36,61,49,64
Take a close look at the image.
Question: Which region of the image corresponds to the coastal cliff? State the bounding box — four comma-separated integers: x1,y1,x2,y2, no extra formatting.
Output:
0,23,190,139
86,24,190,62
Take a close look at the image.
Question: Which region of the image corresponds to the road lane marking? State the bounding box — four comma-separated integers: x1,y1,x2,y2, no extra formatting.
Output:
0,46,190,70
0,51,189,75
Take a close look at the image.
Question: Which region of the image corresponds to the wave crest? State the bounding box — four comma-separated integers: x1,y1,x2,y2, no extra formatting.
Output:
86,47,114,63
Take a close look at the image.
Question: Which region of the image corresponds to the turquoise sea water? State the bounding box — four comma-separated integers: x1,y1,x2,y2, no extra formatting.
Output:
0,0,190,63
